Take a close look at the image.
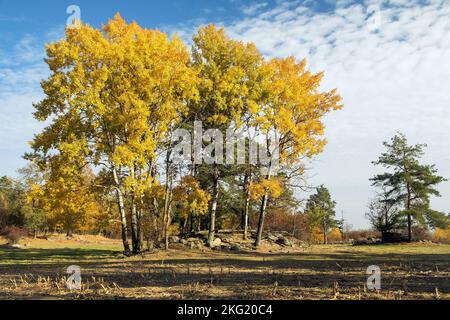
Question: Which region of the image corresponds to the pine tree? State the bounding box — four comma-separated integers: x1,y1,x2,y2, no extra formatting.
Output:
305,185,337,245
371,133,447,242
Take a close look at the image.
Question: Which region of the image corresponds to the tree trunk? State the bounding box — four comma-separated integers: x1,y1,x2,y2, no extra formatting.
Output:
163,149,173,251
254,192,269,247
183,214,189,233
66,225,73,238
208,162,220,247
254,135,274,247
164,206,172,250
323,222,328,245
137,196,144,253
242,172,251,240
130,165,143,254
130,195,139,254
136,208,143,253
113,167,131,255
406,184,412,242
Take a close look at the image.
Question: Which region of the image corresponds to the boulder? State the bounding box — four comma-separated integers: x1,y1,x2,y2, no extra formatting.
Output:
169,236,180,244
266,233,279,242
230,244,241,252
382,232,408,243
276,236,292,247
156,242,166,249
210,238,222,248
353,238,381,246
186,238,204,250
195,241,204,249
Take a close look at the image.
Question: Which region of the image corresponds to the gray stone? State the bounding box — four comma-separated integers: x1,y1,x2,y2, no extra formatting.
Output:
266,233,279,242
230,244,241,252
276,236,292,247
169,236,180,243
210,238,222,248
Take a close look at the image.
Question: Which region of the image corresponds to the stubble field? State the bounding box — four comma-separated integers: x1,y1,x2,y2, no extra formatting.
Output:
0,235,448,300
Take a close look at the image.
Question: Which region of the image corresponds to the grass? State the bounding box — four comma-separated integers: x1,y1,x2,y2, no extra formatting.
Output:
0,236,448,300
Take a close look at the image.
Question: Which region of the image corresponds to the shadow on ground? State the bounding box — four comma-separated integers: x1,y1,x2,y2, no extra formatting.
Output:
0,245,448,299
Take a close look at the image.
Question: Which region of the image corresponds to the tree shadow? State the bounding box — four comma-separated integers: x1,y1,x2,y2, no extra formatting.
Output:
0,246,448,299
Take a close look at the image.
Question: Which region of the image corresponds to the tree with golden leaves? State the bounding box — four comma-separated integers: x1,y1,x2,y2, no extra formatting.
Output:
251,57,342,247
173,176,210,233
42,141,99,237
29,14,197,254
190,25,263,247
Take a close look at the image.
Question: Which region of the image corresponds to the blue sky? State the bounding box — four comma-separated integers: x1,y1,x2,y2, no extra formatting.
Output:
1,0,449,228
0,0,335,36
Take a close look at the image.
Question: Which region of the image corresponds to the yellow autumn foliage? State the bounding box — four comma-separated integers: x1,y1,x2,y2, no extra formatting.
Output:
27,13,343,249
249,178,284,201
433,228,450,244
173,176,211,219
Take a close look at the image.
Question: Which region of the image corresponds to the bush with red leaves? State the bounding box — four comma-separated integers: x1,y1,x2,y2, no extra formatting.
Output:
0,226,29,244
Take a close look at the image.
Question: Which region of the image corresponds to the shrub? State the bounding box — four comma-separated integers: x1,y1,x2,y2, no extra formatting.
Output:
432,228,450,244
264,211,309,241
0,226,29,244
328,228,343,243
347,229,381,241
403,227,432,242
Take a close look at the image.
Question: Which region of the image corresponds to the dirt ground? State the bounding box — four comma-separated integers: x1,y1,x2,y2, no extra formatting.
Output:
0,235,449,300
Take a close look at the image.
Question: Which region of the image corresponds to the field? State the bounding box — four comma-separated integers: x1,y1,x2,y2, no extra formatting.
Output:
0,236,449,300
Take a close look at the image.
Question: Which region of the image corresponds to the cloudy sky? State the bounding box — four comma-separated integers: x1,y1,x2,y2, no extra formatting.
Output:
1,0,449,228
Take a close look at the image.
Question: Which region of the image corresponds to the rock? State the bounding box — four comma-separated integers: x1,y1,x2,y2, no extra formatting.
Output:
169,236,180,244
186,238,204,250
189,242,196,250
194,241,204,250
266,233,279,242
297,240,309,248
219,236,232,243
196,233,208,240
146,241,155,250
156,242,166,249
353,238,381,246
210,238,222,248
230,244,241,252
276,236,292,247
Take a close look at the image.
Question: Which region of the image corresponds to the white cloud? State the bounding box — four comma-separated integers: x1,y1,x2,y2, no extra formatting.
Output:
216,0,450,227
1,1,449,228
241,2,269,15
0,33,53,176
164,0,450,228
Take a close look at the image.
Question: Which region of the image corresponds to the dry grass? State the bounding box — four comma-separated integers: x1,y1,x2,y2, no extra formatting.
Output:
0,235,448,300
